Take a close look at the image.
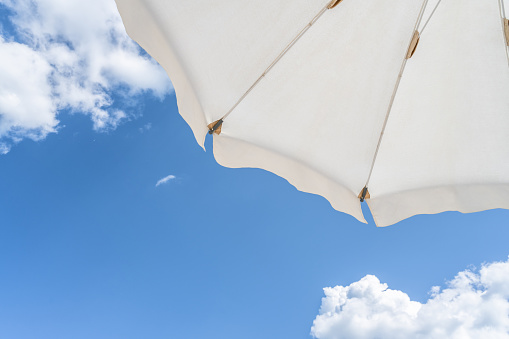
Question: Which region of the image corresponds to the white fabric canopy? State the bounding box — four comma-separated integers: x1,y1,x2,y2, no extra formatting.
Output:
115,0,509,226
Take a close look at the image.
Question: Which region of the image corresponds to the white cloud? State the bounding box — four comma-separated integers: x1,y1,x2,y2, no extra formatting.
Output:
0,0,171,152
311,258,509,339
155,174,176,187
0,37,57,141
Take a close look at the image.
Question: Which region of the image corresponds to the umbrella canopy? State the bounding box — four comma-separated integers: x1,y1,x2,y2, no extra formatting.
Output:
114,0,509,226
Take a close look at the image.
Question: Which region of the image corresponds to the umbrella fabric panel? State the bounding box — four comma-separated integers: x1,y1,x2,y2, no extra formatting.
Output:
115,0,209,145
368,0,509,226
213,135,366,222
115,0,329,147
214,0,424,222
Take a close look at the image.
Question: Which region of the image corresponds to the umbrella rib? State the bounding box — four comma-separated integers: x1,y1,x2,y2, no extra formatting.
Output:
363,0,430,191
498,0,509,66
217,2,333,124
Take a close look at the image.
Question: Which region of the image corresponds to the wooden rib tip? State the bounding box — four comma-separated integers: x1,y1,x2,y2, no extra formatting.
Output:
208,120,223,135
328,0,344,9
358,188,370,201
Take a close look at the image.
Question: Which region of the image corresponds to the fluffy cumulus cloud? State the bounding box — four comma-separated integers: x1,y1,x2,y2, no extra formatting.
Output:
311,258,509,339
0,0,171,152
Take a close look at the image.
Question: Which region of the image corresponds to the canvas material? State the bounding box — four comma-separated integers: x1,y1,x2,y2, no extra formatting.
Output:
368,0,509,226
115,0,509,226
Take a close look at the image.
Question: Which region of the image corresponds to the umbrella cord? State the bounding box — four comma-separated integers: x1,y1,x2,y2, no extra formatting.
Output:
217,2,332,123
420,0,443,35
363,0,430,191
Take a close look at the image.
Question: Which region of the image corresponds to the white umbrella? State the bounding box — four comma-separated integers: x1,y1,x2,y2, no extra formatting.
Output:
114,0,509,226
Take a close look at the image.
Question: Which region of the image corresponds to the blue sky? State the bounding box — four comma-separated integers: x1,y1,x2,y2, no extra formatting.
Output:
1,1,509,338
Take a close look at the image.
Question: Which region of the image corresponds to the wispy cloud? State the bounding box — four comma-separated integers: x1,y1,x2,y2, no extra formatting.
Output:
0,142,10,155
0,0,171,153
311,257,509,339
155,174,176,187
139,122,152,133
